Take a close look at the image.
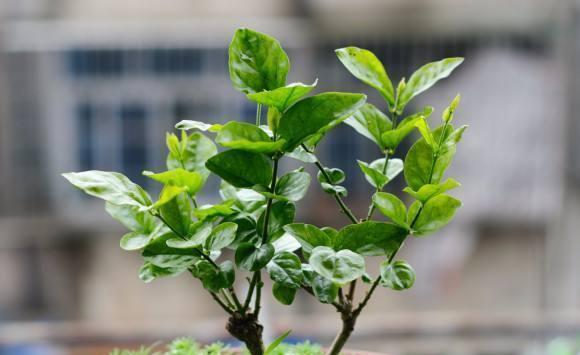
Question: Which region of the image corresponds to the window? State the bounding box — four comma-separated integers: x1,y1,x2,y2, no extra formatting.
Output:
120,103,147,187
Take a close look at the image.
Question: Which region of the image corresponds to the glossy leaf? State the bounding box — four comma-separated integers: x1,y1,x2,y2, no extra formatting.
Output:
139,262,185,283
257,201,295,240
193,200,236,220
335,47,395,106
344,103,392,149
381,110,430,150
166,223,213,249
407,200,423,226
415,117,436,148
312,274,339,304
403,178,460,203
309,246,365,285
320,183,347,197
334,221,407,257
283,223,333,255
235,242,275,271
357,158,403,189
120,231,153,251
397,57,464,111
62,171,151,208
143,168,204,195
380,260,416,290
167,132,217,179
373,192,409,229
175,120,221,132
278,92,366,151
317,168,345,185
273,169,311,202
272,283,298,305
229,28,289,94
206,149,272,188
216,121,285,154
287,145,317,163
205,222,238,251
267,251,303,288
157,192,192,237
442,94,461,123
144,254,198,269
194,260,235,292
247,81,317,112
413,194,461,236
105,202,156,235
272,233,301,253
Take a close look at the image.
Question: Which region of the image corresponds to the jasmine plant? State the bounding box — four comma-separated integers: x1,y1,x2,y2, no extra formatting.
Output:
63,28,466,355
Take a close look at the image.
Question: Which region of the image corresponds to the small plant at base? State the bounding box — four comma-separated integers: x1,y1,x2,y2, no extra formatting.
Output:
64,27,466,355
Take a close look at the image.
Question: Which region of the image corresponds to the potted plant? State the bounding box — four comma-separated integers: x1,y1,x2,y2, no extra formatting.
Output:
63,28,466,355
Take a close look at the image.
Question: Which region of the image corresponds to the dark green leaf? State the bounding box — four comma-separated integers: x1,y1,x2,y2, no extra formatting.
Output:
235,242,275,271
62,171,152,208
257,201,295,240
194,260,235,292
166,223,212,249
247,81,317,112
317,168,345,185
278,92,366,151
380,260,415,290
334,221,407,257
193,200,236,220
228,28,289,94
309,246,365,284
274,169,311,202
144,254,198,269
216,121,285,154
344,103,391,148
320,183,347,197
272,283,297,305
312,274,339,304
413,194,461,236
397,57,464,112
205,222,238,251
283,223,333,255
372,192,409,229
158,192,193,236
206,150,272,188
335,47,395,106
267,251,303,288
403,178,460,203
139,262,185,283
143,168,204,195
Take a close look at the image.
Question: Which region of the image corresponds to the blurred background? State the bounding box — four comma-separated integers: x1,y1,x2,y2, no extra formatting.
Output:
0,0,579,354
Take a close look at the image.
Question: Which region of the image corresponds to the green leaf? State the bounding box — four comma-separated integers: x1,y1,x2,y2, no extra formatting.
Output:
166,223,213,249
442,94,461,123
415,117,436,148
219,182,266,213
167,132,217,179
372,192,409,229
274,169,311,202
144,254,198,269
335,47,395,106
205,222,238,251
404,125,455,191
193,200,236,220
357,158,403,189
403,178,460,203
320,183,347,197
272,233,301,253
407,200,422,226
397,57,464,112
141,232,202,257
286,145,317,163
257,201,295,240
105,202,156,234
149,185,186,210
317,168,345,185
272,283,298,305
235,242,275,271
381,110,430,150
380,260,416,290
139,262,185,283
265,330,292,355
158,192,192,236
309,246,365,285
334,221,407,257
267,251,303,288
143,168,204,195
62,171,152,208
206,150,272,188
194,260,235,292
216,121,285,154
228,28,289,94
278,92,366,151
312,274,339,304
344,103,392,149
283,223,333,255
120,231,153,251
413,194,461,236
174,120,221,132
439,125,468,155
247,81,317,112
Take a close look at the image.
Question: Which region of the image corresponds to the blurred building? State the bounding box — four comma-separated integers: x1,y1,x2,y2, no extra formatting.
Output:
0,0,579,354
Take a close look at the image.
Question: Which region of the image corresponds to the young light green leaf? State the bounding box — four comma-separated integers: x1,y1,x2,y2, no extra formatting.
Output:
166,223,213,249
403,178,461,203
286,145,317,163
407,200,422,226
283,223,333,255
380,260,416,290
206,149,272,188
204,222,238,251
278,92,366,151
105,202,156,234
413,194,461,236
442,94,461,123
415,117,436,148
216,121,285,154
267,251,303,288
344,103,392,149
175,120,221,132
247,81,317,112
143,168,204,195
397,57,464,112
167,132,217,178
272,283,298,306
317,167,345,185
157,193,192,236
381,110,429,150
265,330,292,355
372,192,409,229
257,201,296,241
62,171,152,208
357,158,403,189
334,221,407,257
229,28,289,94
404,125,455,191
309,246,365,285
335,47,395,106
235,242,275,271
148,185,186,210
120,231,153,251
193,200,236,220
439,125,468,155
